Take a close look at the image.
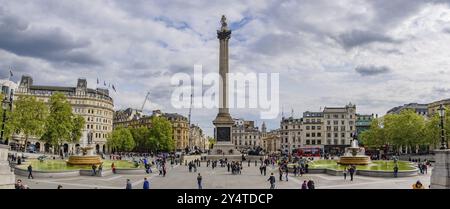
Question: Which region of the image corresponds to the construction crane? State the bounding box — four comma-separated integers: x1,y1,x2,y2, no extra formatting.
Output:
141,91,151,113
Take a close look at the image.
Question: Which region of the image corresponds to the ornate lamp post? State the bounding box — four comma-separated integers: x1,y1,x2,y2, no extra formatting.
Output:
438,104,447,150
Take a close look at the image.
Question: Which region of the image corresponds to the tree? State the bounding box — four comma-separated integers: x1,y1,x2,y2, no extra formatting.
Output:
71,115,85,143
10,95,48,151
107,127,135,152
359,118,386,148
149,116,174,152
42,92,85,153
424,109,450,148
208,136,216,149
130,127,152,152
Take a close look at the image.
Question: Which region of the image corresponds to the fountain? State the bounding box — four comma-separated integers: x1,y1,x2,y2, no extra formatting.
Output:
67,144,102,166
338,140,371,165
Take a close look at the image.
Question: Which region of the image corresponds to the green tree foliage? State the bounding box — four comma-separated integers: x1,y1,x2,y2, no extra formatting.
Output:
360,118,386,148
359,109,449,152
130,127,152,152
42,93,85,150
10,95,48,151
71,115,86,142
149,116,174,151
208,136,216,149
107,127,135,152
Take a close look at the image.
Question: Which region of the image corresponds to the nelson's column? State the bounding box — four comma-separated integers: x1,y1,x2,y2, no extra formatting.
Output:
210,15,240,159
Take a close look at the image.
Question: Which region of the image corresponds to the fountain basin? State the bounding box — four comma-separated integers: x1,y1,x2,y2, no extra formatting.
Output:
338,156,371,165
67,155,102,165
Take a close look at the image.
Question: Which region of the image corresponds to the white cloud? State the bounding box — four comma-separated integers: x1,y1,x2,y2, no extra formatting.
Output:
1,0,450,136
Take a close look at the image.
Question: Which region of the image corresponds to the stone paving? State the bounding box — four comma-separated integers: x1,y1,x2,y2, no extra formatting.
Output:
17,162,431,189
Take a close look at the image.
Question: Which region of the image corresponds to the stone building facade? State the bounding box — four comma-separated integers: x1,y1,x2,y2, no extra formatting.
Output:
13,75,114,154
232,118,262,151
113,109,189,151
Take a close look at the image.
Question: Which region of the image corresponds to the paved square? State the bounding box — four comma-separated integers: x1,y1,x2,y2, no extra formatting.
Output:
17,162,431,189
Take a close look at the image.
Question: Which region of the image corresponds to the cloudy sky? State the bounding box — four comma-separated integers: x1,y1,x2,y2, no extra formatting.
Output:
2,0,450,136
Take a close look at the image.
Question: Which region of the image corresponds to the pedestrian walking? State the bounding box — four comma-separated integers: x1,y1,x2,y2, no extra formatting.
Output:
285,167,289,182
27,165,33,179
197,173,203,189
268,173,276,189
343,167,348,180
126,179,132,189
393,165,399,178
91,164,97,176
349,166,355,181
143,177,150,189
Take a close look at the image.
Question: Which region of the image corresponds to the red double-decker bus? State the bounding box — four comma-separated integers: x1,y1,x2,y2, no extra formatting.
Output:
295,147,322,157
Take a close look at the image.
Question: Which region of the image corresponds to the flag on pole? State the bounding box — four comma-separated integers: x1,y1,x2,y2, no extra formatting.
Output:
97,78,99,84
9,70,13,77
112,85,116,92
104,81,106,86
108,83,110,88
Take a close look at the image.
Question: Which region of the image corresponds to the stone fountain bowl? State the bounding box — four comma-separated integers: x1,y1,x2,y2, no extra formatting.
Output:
67,155,102,165
338,156,371,165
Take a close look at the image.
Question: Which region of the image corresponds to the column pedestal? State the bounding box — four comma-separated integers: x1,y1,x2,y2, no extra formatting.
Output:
0,144,15,189
430,149,450,189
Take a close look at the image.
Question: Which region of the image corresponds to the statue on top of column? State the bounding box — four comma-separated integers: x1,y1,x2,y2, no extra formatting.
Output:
220,15,228,31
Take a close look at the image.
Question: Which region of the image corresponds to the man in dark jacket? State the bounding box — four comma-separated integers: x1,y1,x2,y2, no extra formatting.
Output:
349,166,355,181
268,173,276,189
126,179,132,189
27,165,33,179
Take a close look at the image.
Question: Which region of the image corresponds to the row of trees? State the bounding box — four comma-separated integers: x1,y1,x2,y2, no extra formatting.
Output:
107,116,174,152
2,92,85,152
360,109,447,153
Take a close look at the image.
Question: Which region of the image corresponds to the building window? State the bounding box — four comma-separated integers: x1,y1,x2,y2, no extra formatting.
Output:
327,133,331,138
327,121,330,125
312,126,315,130
306,126,310,130
311,133,316,137
341,126,345,131
350,126,353,131
327,139,331,144
341,139,345,145
317,126,321,130
334,139,338,145
341,133,345,137
334,126,338,131
306,140,310,145
306,133,310,137
334,121,338,125
317,133,321,137
317,140,321,144
334,133,338,137
312,140,316,145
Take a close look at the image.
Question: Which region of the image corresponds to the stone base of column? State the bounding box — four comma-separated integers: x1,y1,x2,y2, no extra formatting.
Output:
207,142,242,161
430,149,450,189
0,144,15,189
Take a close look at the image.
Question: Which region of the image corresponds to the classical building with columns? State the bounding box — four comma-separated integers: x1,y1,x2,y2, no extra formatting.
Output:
12,75,114,154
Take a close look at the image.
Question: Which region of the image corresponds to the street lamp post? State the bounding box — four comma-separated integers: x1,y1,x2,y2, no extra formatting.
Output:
438,104,447,150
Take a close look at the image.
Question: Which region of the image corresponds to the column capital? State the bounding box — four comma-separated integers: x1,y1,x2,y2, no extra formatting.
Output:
217,29,231,40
